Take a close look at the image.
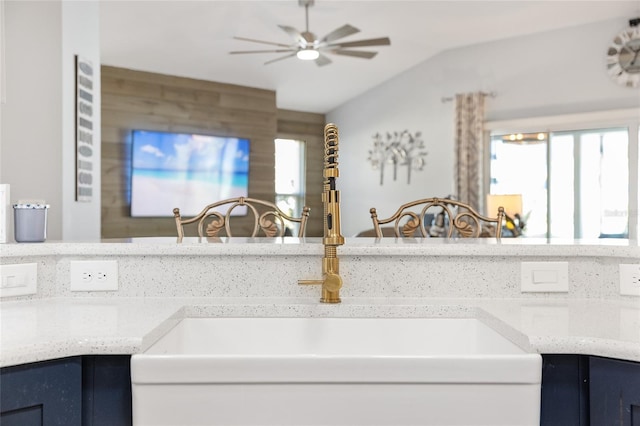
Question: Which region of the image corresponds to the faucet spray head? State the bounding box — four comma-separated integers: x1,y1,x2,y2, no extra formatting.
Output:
323,123,345,247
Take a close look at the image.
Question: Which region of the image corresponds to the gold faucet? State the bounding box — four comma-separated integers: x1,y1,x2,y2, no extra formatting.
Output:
298,123,345,303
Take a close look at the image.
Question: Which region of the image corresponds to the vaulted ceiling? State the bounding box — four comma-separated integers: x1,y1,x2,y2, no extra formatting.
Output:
100,1,640,113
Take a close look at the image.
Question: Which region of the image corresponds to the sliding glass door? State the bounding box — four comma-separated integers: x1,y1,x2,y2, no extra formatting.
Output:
490,127,630,239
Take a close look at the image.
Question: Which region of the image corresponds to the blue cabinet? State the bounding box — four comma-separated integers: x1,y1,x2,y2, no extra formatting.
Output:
541,354,589,425
0,357,82,426
82,355,132,426
1,356,132,426
590,357,640,426
541,355,640,426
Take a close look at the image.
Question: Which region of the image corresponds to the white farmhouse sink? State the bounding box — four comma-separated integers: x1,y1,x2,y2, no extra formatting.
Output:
131,317,541,426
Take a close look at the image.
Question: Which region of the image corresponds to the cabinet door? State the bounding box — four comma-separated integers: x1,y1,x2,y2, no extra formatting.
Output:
0,357,82,426
82,355,132,426
590,356,640,426
540,354,589,426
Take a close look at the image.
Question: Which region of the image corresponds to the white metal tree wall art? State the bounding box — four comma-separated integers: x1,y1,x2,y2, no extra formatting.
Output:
367,131,428,185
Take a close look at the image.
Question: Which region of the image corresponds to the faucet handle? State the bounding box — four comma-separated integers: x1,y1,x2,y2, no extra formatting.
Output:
298,279,323,286
323,272,342,292
298,273,342,292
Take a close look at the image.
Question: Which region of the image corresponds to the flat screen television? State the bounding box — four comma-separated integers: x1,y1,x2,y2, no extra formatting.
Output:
130,130,250,217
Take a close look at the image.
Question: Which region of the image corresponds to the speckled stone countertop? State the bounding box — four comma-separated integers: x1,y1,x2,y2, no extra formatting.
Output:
2,236,639,258
1,238,639,367
1,297,639,367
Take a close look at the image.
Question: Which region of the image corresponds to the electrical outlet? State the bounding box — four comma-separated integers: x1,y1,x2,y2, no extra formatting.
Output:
620,264,640,297
70,260,118,291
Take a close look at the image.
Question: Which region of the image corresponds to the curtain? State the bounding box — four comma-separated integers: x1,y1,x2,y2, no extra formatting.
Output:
454,92,486,212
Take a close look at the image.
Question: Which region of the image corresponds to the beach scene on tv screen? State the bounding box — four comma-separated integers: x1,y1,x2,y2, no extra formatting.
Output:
131,130,250,217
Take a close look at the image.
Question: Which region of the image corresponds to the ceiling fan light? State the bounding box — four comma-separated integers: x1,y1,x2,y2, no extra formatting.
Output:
297,49,320,60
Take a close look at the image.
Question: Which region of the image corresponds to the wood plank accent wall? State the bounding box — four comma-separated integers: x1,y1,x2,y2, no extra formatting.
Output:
101,66,325,238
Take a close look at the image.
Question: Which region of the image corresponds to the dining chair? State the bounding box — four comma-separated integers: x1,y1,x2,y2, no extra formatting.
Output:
174,197,310,240
369,197,504,239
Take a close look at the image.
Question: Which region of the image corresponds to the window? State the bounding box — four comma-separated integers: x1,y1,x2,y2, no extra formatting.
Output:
274,138,306,234
490,133,548,236
487,109,639,240
490,128,629,238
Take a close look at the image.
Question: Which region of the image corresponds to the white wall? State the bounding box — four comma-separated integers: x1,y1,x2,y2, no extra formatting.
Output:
61,1,101,240
328,18,640,237
0,0,100,241
1,1,63,239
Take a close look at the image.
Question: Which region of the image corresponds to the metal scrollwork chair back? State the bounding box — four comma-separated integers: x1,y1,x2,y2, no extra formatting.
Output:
174,197,310,240
369,197,505,239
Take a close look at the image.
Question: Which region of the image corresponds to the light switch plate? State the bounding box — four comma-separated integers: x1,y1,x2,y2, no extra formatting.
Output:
521,261,569,293
0,263,37,297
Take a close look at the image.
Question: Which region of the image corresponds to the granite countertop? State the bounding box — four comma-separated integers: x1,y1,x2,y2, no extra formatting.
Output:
2,236,639,258
1,296,639,368
1,238,638,367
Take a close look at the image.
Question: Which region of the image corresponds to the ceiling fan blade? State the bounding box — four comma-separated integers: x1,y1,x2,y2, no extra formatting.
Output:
328,49,378,59
327,37,391,49
320,24,360,44
278,25,304,42
315,53,332,67
229,49,294,55
233,36,292,48
264,52,298,65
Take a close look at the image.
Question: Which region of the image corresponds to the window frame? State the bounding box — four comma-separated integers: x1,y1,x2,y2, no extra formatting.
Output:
485,108,639,240
274,138,307,234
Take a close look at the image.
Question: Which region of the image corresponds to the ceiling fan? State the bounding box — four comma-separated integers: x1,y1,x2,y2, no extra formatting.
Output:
229,0,391,66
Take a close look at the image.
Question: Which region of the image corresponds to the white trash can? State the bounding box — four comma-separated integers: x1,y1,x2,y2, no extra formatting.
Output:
13,203,49,242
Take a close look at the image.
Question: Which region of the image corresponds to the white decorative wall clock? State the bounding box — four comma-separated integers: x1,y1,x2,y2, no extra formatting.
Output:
606,18,640,88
